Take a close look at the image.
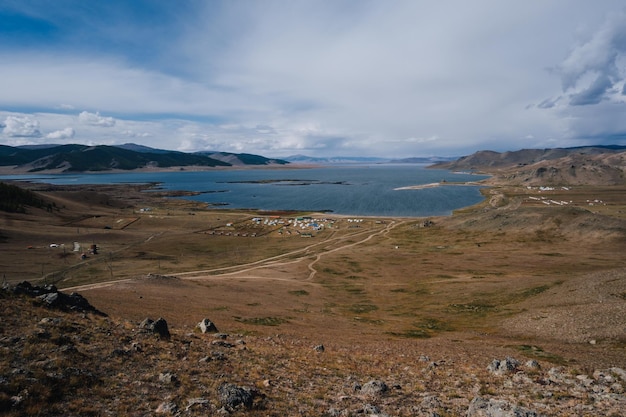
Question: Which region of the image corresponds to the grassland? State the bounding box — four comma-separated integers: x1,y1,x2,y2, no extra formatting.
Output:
1,179,626,415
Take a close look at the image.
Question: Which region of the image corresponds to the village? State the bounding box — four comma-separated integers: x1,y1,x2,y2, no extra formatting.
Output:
521,185,609,208
202,215,371,238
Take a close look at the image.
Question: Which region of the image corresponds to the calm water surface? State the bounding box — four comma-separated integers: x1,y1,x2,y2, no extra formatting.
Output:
0,165,488,217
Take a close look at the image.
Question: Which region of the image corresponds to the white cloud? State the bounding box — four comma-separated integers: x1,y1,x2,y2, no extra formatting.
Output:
78,111,116,127
3,116,42,137
45,127,75,140
1,2,626,156
558,12,626,88
121,130,151,138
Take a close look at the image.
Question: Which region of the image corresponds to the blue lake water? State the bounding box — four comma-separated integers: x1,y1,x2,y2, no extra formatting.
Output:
0,164,489,217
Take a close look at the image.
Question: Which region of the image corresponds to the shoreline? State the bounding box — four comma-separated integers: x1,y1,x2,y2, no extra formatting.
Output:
0,163,319,176
1,168,492,219
394,180,486,190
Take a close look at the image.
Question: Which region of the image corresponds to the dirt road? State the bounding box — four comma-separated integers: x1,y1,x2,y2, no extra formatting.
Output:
64,219,405,292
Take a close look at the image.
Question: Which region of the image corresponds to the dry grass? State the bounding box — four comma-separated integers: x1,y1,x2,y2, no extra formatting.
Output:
1,179,626,415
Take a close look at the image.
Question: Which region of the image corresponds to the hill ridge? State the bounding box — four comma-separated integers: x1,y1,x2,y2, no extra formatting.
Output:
0,144,289,173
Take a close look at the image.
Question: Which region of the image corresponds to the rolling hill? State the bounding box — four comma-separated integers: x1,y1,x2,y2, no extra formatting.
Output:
0,144,289,173
431,145,626,186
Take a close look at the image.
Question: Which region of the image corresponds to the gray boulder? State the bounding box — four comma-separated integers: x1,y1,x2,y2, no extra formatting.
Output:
467,397,541,417
198,318,219,333
360,380,389,397
218,383,256,409
9,281,105,315
140,317,170,339
487,357,520,375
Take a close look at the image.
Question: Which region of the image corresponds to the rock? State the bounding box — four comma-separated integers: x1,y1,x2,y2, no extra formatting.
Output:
421,395,442,410
363,404,390,416
8,281,105,315
38,292,60,306
39,317,62,326
487,357,520,375
610,367,626,382
155,401,178,414
110,348,130,357
140,317,170,339
152,318,170,339
212,340,235,348
12,281,37,296
314,344,325,352
198,318,219,333
218,383,255,409
207,351,227,361
360,380,389,397
139,318,154,329
185,397,209,411
159,372,177,384
525,360,541,370
467,396,541,417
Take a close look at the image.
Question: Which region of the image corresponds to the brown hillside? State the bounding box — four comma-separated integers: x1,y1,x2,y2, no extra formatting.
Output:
1,173,626,416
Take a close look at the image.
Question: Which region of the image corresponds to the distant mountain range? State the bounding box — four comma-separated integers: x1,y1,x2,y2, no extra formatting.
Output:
0,144,289,172
431,145,626,170
431,145,626,186
284,155,456,164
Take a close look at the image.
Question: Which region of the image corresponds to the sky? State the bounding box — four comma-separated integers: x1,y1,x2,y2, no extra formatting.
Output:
1,1,626,158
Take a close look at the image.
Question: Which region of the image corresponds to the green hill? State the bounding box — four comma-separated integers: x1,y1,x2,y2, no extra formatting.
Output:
0,145,276,172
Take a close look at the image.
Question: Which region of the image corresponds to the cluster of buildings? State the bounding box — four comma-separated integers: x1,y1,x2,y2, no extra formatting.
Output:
205,215,370,238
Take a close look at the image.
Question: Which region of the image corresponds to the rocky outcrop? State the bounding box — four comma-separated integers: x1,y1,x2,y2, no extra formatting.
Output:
5,281,105,315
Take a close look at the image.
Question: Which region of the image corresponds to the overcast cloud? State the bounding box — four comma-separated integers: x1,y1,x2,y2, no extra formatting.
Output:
1,1,625,157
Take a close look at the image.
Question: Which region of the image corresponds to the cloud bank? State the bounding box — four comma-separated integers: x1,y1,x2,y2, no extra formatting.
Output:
1,1,625,157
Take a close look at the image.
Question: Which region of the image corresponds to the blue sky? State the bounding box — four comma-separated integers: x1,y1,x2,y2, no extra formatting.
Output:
1,1,626,158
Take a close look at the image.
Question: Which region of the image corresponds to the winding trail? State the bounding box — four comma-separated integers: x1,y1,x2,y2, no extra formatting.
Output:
65,220,406,292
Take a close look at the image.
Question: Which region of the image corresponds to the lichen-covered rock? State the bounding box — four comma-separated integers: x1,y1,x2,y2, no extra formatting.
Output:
140,317,170,339
218,383,255,409
467,396,541,417
360,380,389,397
487,357,520,375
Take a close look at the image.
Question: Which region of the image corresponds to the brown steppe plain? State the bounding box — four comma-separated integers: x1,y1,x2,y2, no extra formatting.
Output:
1,169,626,416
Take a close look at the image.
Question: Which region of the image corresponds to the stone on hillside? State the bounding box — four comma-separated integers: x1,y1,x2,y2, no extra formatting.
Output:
140,317,170,339
363,404,390,416
360,380,389,397
155,401,178,414
212,340,235,348
185,397,209,411
8,281,105,315
487,357,520,375
313,344,325,352
38,292,60,306
140,318,154,329
152,318,170,339
610,367,626,382
198,318,218,333
218,383,255,409
159,372,178,384
467,397,541,417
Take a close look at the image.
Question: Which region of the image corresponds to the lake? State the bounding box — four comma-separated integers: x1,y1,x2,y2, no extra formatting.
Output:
0,164,489,217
